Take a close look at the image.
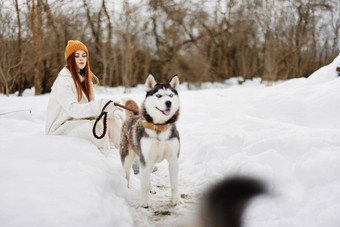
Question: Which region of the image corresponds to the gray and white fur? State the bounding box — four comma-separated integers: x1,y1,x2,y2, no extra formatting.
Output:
119,74,182,208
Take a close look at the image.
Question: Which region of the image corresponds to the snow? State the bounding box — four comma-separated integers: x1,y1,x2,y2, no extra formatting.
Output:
1,54,340,227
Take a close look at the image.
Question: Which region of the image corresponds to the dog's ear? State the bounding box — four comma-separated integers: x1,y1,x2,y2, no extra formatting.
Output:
145,74,157,91
169,75,180,90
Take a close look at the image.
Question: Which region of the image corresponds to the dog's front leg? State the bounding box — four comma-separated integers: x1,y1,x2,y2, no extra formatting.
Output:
140,164,154,208
168,158,183,206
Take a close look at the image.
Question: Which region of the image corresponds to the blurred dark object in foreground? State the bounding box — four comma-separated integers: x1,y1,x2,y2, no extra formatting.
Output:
200,176,267,227
336,67,340,76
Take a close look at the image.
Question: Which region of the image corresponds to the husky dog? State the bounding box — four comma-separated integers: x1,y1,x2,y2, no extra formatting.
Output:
120,74,182,208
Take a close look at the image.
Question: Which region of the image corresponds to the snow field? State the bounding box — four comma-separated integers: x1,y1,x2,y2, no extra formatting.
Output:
1,54,340,226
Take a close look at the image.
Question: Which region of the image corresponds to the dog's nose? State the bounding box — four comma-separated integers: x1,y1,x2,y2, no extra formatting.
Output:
165,101,172,108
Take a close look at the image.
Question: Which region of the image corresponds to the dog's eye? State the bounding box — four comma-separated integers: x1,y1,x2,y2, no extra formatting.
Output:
169,94,173,98
156,94,162,98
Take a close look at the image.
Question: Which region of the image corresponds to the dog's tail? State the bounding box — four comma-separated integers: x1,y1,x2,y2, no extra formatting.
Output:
200,176,267,227
122,98,140,119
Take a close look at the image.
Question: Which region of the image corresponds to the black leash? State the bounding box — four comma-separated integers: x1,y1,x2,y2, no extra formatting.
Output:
92,101,113,139
92,101,139,139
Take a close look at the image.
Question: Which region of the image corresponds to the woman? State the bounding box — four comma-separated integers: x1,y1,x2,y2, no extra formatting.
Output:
45,40,122,150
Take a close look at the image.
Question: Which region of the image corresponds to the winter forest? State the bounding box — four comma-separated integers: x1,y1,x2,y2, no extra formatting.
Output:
2,1,340,227
1,0,340,96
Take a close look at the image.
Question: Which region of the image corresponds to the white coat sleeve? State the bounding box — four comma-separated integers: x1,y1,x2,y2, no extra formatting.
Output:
53,77,105,119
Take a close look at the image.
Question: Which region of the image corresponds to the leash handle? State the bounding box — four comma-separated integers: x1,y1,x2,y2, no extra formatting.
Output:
92,100,139,139
92,100,112,139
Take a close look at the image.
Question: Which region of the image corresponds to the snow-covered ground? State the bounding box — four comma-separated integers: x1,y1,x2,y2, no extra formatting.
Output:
1,54,340,227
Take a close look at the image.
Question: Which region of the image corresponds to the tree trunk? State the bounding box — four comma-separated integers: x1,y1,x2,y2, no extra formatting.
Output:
263,31,277,81
31,0,42,95
0,66,9,96
15,0,24,96
101,0,113,86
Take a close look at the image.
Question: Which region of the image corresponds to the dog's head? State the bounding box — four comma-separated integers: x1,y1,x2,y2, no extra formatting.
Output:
143,74,180,124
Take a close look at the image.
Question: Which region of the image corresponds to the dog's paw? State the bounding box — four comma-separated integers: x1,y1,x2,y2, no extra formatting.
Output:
171,197,184,206
148,182,156,194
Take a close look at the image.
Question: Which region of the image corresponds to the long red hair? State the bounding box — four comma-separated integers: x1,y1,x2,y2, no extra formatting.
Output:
66,53,99,102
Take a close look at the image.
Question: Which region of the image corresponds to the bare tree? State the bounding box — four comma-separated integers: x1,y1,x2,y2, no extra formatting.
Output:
14,0,25,96
1,0,340,95
330,0,340,55
28,0,42,95
0,1,26,96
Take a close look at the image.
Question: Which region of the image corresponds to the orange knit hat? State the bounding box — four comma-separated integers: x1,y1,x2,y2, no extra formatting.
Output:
64,40,88,62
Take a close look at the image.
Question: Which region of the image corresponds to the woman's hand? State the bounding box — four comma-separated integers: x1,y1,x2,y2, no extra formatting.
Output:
103,99,125,121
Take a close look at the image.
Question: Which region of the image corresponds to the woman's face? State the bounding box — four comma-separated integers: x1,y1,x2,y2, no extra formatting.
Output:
74,50,87,72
